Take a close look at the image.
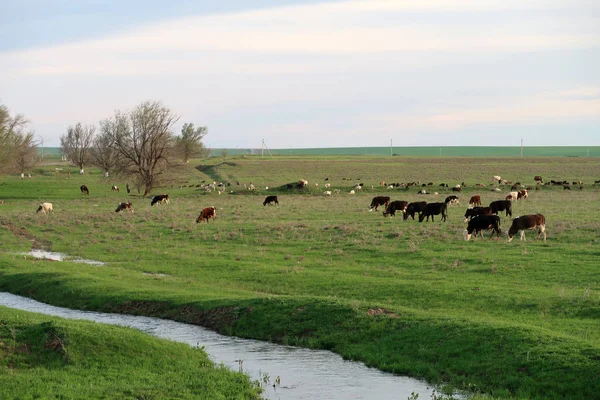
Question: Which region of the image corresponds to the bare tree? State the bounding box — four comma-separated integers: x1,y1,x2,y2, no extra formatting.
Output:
175,123,208,163
107,101,179,195
0,105,30,173
90,121,121,176
60,123,95,174
14,132,38,175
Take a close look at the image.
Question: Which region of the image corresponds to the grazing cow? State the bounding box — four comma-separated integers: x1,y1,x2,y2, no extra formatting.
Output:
349,190,355,194
489,200,512,217
80,185,89,195
452,186,462,192
418,202,448,222
196,206,217,223
297,179,308,188
403,201,427,220
324,183,331,189
563,185,571,190
508,214,546,242
493,175,502,184
263,195,279,206
463,215,502,241
369,196,390,212
463,206,493,222
445,195,459,206
379,181,387,186
323,191,332,196
151,194,169,206
506,191,519,201
534,176,543,184
115,202,133,213
517,190,528,200
383,200,408,217
468,195,482,207
111,185,119,192
36,202,53,214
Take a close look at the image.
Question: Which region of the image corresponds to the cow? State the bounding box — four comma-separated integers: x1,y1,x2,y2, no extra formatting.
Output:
369,196,390,212
445,195,459,206
517,190,528,200
151,194,169,206
534,176,543,184
297,179,308,189
383,200,408,217
323,191,332,196
196,206,217,223
493,175,502,184
452,186,462,192
263,195,279,206
463,206,493,222
489,200,512,217
403,201,427,220
418,202,448,222
111,185,119,192
80,185,89,195
463,215,502,241
126,183,131,194
507,191,519,201
36,202,53,214
508,214,546,242
563,185,571,190
115,202,133,213
468,195,482,207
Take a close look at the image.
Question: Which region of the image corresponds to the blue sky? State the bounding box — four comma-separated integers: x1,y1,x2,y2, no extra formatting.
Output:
1,0,599,148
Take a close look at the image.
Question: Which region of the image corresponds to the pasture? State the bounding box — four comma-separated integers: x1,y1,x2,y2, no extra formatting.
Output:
1,155,599,399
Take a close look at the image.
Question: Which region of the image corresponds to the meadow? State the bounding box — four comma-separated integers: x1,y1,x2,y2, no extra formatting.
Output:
1,155,599,399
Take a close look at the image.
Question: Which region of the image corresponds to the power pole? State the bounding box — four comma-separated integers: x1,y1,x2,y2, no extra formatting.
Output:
520,139,523,158
390,139,393,157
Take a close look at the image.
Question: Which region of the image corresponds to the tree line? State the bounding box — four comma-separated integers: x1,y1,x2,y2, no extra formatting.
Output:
1,101,208,195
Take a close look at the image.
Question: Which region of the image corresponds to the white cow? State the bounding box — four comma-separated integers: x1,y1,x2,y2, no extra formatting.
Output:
36,202,53,214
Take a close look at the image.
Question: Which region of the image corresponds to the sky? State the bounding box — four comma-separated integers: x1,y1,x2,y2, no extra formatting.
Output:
1,0,599,148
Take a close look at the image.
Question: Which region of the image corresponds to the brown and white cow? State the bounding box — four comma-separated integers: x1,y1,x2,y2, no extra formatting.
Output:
115,202,133,213
445,195,459,206
151,194,169,206
468,195,482,207
517,189,528,200
508,214,546,242
111,185,119,192
506,191,519,201
383,200,408,217
196,206,217,223
534,176,543,184
36,202,53,214
369,196,390,212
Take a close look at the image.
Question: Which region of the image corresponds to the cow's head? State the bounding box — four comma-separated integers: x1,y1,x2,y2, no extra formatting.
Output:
36,204,43,213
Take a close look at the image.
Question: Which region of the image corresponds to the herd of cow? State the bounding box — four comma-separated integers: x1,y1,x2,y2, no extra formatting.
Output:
35,178,548,242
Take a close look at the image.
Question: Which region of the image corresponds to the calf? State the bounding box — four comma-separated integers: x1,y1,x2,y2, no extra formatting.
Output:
404,201,427,220
468,195,482,207
115,202,133,213
463,214,501,241
508,214,546,242
534,176,543,184
196,206,217,223
383,200,408,217
111,185,119,192
36,202,53,214
80,185,89,195
463,206,493,222
151,194,169,206
369,196,390,212
445,195,459,206
418,202,448,222
489,200,512,217
263,195,279,206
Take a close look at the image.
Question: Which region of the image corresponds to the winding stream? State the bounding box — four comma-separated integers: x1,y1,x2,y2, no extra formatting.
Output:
0,292,440,400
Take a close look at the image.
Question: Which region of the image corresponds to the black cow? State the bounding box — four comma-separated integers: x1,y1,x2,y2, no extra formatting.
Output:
463,206,493,222
263,195,279,206
383,200,408,217
489,200,512,217
403,201,427,220
445,195,459,205
369,196,390,212
508,214,546,242
80,185,89,195
151,194,169,206
418,202,448,222
463,215,501,241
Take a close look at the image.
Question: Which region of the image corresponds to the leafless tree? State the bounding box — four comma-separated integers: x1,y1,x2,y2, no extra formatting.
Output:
14,132,38,175
90,121,121,176
0,105,31,173
175,123,209,163
107,101,179,195
60,123,95,174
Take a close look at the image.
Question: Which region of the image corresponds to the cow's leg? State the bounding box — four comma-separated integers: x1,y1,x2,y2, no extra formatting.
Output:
520,231,526,241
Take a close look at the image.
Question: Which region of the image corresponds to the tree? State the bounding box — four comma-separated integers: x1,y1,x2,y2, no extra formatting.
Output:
60,123,95,174
90,121,120,176
14,132,38,175
0,105,31,173
175,123,208,163
107,101,179,196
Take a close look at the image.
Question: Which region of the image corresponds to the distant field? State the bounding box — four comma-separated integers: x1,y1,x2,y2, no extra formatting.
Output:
41,146,600,158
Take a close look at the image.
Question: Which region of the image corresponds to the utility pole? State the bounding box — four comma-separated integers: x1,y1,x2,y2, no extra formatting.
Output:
390,139,393,157
520,139,523,158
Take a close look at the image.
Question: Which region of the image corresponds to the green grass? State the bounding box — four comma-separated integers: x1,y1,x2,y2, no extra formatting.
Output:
0,306,261,399
1,156,599,399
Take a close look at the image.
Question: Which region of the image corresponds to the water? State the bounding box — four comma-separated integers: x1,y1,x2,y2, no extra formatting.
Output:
27,249,106,266
0,292,438,400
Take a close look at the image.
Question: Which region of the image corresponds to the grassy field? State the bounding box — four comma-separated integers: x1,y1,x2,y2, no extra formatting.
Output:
1,156,599,399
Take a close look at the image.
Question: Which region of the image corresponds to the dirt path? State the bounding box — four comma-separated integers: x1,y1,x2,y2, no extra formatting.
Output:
0,218,52,250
